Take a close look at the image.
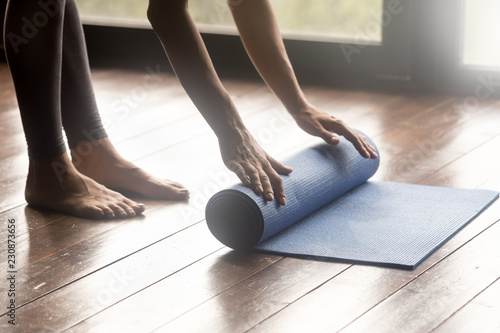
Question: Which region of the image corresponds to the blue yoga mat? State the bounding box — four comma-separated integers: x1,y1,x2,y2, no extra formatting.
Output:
205,136,498,269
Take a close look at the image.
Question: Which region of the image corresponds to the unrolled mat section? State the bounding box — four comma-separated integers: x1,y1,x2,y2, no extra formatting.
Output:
205,136,498,269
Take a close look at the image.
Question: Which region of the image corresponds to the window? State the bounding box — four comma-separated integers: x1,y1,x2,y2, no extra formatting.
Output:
77,0,383,43
411,0,500,95
75,1,147,26
462,0,500,69
77,1,413,88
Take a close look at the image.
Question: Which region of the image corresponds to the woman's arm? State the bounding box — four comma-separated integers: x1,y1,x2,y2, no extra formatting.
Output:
228,0,378,159
147,0,291,205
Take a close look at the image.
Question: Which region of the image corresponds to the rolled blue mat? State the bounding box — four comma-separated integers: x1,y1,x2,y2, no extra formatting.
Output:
205,135,498,269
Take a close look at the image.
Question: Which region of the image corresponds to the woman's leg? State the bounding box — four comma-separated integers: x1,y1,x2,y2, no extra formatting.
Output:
5,0,66,159
60,0,106,148
4,0,144,219
59,0,189,201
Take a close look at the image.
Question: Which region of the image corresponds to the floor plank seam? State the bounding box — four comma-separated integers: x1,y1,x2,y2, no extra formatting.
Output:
0,213,67,248
60,246,226,333
428,276,500,333
113,108,200,144
131,129,211,163
151,256,289,333
243,264,354,333
0,218,209,318
477,171,500,190
128,99,290,162
417,131,500,186
395,97,457,129
0,199,26,214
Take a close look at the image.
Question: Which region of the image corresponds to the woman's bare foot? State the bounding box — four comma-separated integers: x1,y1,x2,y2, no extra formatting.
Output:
71,137,189,201
25,153,145,219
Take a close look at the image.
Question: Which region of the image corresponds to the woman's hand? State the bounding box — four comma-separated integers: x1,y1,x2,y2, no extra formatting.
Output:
219,128,292,205
291,104,378,159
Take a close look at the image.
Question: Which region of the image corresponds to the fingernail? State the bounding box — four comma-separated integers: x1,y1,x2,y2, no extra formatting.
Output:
179,188,189,193
257,185,264,193
266,192,274,201
281,196,286,205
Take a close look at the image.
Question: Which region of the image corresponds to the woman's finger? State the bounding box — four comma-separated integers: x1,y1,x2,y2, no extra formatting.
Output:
227,161,252,187
242,163,264,194
264,164,287,205
326,120,370,158
266,153,293,175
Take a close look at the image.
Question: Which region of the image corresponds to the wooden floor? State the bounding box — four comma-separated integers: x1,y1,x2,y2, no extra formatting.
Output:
1,60,499,333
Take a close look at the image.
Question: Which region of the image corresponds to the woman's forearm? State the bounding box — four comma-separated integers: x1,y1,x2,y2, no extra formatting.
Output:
229,0,378,160
148,1,244,138
147,0,293,204
229,0,308,114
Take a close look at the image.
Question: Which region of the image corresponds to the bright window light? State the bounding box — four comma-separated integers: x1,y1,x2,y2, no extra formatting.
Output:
462,0,500,69
76,0,383,43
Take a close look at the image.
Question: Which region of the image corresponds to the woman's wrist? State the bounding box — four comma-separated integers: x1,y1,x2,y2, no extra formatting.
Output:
216,119,251,144
212,104,249,143
283,96,311,117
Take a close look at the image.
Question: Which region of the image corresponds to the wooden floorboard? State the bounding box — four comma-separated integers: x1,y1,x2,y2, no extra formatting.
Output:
432,277,500,333
0,61,499,332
